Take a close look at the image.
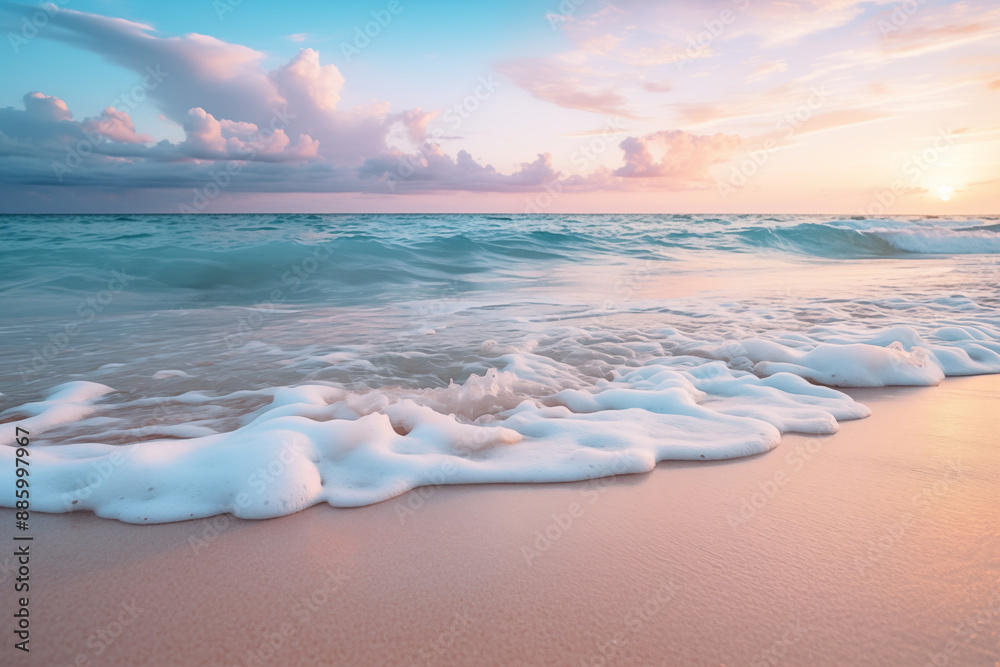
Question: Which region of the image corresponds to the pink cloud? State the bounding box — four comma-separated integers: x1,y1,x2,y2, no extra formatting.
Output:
392,108,440,144
614,130,744,181
496,58,637,118
271,48,346,113
181,107,227,155
179,107,318,161
24,92,73,122
746,60,788,83
641,81,673,93
81,107,153,144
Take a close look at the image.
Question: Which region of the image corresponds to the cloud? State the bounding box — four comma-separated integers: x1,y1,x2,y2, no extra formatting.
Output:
877,16,1000,59
81,107,153,144
287,33,309,42
787,108,894,137
1,6,281,126
613,130,744,181
0,5,583,199
271,48,345,113
567,0,894,54
496,58,637,118
24,92,73,121
0,85,553,196
0,92,83,147
0,92,316,164
5,1,993,212
746,60,788,83
641,80,673,93
178,107,322,162
359,148,560,193
747,0,885,46
390,108,440,145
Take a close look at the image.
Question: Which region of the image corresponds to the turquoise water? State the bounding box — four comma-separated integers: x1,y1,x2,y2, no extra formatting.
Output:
1,214,998,521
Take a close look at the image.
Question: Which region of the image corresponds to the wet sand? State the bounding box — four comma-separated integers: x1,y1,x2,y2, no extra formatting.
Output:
3,375,999,666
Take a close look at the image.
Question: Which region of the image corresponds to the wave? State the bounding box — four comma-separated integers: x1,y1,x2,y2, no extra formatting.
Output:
1,213,998,524
738,221,1000,257
2,318,999,523
1,216,997,299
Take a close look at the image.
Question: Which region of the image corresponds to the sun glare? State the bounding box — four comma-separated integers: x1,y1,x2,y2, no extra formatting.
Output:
939,184,954,201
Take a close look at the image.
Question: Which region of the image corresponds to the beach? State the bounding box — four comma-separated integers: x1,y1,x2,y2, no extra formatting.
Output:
3,0,1000,664
5,373,998,666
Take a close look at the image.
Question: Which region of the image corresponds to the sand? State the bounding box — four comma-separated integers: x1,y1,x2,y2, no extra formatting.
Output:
3,375,999,666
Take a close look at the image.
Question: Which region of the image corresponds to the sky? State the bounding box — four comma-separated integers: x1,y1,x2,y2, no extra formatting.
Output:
0,0,997,214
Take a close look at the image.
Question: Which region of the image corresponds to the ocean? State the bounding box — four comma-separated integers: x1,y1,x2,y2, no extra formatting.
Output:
2,213,999,523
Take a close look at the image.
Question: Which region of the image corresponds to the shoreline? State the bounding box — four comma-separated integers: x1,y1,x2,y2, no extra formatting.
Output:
3,374,999,666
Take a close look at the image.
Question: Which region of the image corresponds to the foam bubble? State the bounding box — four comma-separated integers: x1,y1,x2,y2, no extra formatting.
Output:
1,358,873,523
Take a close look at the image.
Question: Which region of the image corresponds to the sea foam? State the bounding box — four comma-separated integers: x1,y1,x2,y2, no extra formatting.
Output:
6,321,999,523
1,213,999,523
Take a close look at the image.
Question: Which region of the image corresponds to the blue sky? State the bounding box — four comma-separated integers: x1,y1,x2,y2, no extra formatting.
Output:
2,0,556,114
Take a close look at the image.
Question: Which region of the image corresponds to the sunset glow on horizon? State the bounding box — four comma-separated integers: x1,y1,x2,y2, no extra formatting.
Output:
0,0,998,214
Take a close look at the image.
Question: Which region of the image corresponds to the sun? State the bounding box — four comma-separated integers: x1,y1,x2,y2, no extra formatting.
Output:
938,184,954,201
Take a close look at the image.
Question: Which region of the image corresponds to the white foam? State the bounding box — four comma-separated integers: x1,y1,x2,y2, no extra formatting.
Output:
712,339,945,387
0,358,873,523
0,381,115,445
153,370,192,379
868,227,1000,254
4,312,999,524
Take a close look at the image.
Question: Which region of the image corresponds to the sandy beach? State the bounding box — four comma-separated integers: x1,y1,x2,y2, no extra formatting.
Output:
4,0,1000,663
2,374,997,666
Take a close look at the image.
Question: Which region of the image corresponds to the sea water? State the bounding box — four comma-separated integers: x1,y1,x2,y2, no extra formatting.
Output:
1,213,998,522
